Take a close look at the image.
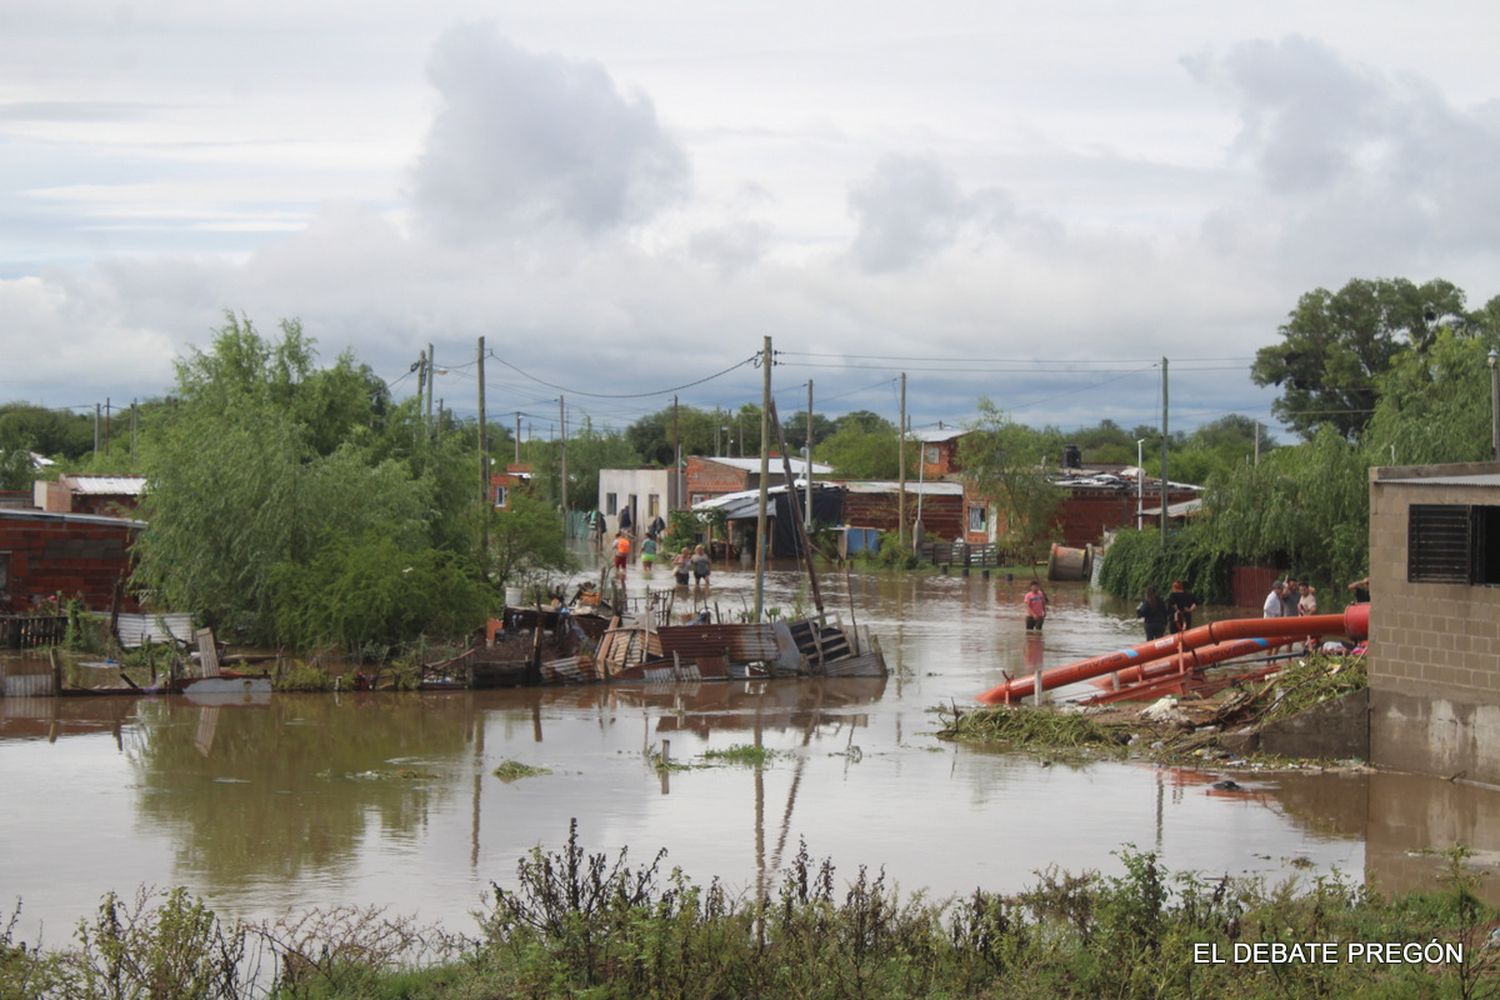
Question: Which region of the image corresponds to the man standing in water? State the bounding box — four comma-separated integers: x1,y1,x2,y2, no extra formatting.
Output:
1166,579,1198,632
1023,580,1048,631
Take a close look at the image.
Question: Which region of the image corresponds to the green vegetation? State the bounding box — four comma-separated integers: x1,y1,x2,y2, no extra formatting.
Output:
491,760,552,782
938,705,1131,758
702,743,781,766
119,313,578,655
2,825,1494,999
959,400,1066,567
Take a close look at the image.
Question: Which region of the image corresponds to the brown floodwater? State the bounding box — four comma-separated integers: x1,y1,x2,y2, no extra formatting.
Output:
3,561,1497,943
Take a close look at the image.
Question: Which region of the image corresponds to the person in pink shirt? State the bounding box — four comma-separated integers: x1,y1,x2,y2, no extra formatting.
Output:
1023,580,1048,631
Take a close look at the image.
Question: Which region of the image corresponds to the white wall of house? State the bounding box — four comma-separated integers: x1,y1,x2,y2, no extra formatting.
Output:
597,469,678,535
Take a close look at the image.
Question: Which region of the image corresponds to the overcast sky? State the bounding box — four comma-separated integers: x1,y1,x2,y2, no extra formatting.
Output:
3,1,1498,442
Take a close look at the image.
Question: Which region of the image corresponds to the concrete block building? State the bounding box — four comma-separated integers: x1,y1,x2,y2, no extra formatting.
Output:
1367,461,1500,784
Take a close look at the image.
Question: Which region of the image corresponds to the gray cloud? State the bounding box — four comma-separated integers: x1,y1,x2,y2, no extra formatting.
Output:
411,22,689,242
846,154,1016,273
1187,35,1500,267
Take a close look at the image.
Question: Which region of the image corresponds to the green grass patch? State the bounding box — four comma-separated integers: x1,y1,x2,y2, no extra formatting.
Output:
492,759,552,782
938,705,1131,758
703,743,780,766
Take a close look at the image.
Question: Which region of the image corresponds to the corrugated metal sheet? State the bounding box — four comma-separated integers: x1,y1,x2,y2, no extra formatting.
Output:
656,623,783,662
63,476,147,496
107,612,194,648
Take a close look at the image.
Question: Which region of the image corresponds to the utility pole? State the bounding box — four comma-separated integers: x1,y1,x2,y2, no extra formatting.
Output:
753,336,772,622
416,350,428,449
425,343,436,429
514,412,521,464
94,403,100,454
104,398,111,452
478,336,488,558
130,399,138,459
1160,357,1169,547
559,395,568,518
898,372,907,547
672,395,681,511
1253,421,1261,466
805,379,813,530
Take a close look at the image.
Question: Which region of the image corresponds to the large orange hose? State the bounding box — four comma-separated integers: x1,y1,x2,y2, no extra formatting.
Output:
975,604,1369,705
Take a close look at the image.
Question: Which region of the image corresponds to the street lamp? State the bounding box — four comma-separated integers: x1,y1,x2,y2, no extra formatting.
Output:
1489,348,1498,462
1136,438,1146,530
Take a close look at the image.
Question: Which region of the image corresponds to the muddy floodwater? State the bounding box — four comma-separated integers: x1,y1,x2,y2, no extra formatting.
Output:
4,562,1499,942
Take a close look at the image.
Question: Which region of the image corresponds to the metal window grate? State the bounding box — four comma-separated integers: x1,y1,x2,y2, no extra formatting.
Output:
1408,504,1473,583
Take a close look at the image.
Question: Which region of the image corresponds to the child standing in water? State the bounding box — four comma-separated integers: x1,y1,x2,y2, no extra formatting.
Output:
640,534,657,576
1023,580,1048,631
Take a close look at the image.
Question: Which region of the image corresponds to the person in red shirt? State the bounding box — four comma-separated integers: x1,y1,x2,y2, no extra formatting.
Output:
612,532,631,584
1023,580,1048,631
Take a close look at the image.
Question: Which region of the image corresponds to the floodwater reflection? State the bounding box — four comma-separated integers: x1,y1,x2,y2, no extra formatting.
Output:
3,565,1500,939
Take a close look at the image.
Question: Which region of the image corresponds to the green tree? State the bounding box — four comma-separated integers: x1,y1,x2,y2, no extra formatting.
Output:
1362,322,1500,466
625,405,719,465
489,492,573,590
959,400,1065,565
1199,425,1369,587
1251,277,1468,440
818,423,901,478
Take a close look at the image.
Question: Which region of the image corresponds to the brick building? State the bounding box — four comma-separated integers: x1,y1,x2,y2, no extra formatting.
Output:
33,474,147,516
1367,461,1500,784
683,456,831,506
0,508,143,613
489,464,533,511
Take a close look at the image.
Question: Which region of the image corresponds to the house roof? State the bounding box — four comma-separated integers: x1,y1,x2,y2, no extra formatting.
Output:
840,480,966,496
1140,498,1204,518
700,456,833,474
917,428,967,444
0,507,145,529
60,474,147,496
1378,473,1500,487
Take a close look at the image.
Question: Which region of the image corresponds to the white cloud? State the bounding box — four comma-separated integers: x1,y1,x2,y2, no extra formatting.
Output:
410,22,689,242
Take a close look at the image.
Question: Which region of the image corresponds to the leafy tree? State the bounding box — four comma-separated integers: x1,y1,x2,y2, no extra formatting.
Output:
271,533,494,657
0,403,95,458
1251,277,1467,440
818,423,901,478
834,410,895,434
1362,327,1500,466
134,314,486,646
489,492,573,590
959,400,1065,565
1199,425,1369,587
625,405,719,465
525,425,640,511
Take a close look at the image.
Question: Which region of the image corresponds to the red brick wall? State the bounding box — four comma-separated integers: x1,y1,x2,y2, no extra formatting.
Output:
920,438,964,479
684,458,748,503
844,492,964,539
0,515,140,612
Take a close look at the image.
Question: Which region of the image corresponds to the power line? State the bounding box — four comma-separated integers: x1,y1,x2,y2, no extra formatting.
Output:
488,350,759,399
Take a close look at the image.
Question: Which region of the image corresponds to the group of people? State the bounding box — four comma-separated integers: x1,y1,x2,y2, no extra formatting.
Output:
610,527,712,592
1261,577,1318,618
1134,580,1200,640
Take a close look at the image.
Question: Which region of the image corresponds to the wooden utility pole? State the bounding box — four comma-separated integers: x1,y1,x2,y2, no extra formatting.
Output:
898,372,907,546
1160,357,1169,547
478,336,488,557
769,398,824,615
805,379,814,530
753,336,772,621
514,412,521,464
559,395,568,518
94,403,100,454
672,394,681,510
426,343,436,428
130,400,138,458
104,398,111,452
416,350,428,448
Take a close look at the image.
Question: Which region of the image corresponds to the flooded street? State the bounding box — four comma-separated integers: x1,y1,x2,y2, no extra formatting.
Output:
4,562,1498,942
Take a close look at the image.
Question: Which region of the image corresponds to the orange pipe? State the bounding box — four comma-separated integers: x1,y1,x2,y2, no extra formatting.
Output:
976,604,1369,705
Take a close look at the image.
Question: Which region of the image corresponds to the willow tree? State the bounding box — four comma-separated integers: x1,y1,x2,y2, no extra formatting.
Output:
959,400,1064,566
1199,425,1369,587
1362,326,1500,467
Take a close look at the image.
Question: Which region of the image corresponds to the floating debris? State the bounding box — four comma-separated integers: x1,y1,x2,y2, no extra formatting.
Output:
491,760,551,782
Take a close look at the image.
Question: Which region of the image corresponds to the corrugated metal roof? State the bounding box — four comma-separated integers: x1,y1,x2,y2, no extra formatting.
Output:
0,507,145,528
701,457,833,474
1379,474,1500,487
62,475,147,495
840,480,965,495
917,428,967,443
